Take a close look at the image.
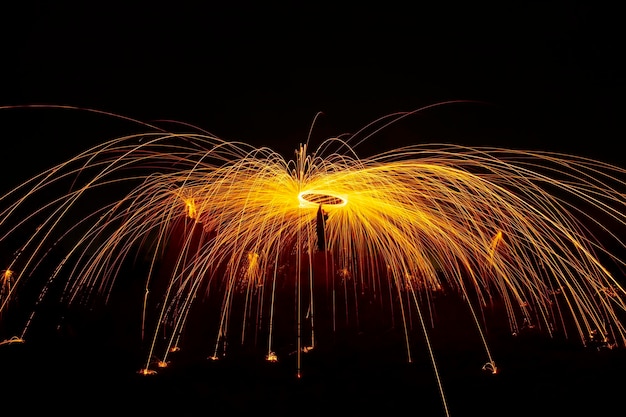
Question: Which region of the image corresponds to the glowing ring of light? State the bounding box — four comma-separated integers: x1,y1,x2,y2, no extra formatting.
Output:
298,191,347,208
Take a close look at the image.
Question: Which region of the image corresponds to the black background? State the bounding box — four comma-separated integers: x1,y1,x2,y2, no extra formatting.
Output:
1,2,625,416
2,2,624,161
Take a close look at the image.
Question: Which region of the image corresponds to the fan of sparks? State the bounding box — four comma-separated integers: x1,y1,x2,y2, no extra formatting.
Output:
2,107,626,381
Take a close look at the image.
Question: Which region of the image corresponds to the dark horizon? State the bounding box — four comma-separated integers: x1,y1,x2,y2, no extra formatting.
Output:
3,271,626,416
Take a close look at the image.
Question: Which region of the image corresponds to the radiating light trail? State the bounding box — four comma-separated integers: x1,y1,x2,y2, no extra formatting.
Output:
1,104,626,416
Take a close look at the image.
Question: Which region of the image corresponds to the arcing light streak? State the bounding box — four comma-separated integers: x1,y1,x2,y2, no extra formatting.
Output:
1,105,626,415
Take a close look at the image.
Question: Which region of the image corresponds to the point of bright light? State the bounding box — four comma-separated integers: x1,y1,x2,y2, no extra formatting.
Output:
298,191,347,208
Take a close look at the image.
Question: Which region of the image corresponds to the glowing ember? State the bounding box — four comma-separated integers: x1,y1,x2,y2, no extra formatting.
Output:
138,368,157,376
0,336,25,346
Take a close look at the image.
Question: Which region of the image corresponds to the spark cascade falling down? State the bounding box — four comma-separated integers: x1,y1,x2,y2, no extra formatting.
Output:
1,104,626,415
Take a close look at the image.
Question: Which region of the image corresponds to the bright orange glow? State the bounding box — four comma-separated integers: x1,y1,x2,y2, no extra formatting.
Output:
1,269,15,317
185,198,198,220
137,368,157,376
1,105,626,416
0,336,25,346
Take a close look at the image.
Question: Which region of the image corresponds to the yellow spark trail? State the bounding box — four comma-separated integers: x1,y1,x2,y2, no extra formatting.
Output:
2,105,626,416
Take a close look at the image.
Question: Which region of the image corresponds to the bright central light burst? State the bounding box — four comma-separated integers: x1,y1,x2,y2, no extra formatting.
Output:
298,191,347,208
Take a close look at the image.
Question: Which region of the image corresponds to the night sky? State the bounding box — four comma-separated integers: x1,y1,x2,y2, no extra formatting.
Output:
2,2,626,416
2,3,624,161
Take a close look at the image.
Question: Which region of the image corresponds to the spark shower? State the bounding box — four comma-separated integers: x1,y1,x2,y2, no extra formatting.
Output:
1,104,626,415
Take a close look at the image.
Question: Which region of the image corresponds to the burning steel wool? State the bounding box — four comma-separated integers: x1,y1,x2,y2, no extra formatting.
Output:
1,104,626,416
